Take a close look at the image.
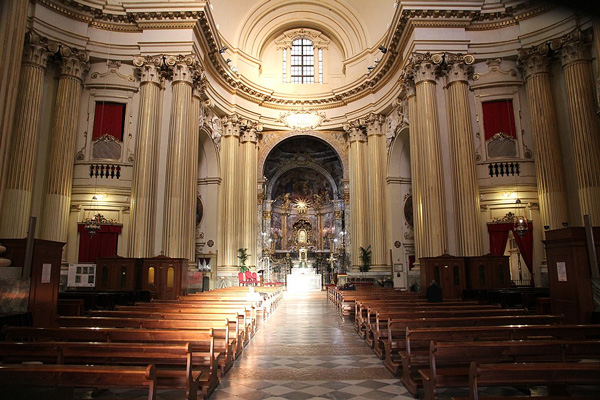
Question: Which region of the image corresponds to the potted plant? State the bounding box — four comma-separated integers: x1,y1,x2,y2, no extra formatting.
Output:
359,245,371,273
238,248,250,273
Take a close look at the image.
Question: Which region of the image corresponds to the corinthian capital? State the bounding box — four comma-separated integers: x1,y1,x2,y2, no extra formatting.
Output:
343,119,366,143
221,114,241,137
240,119,262,143
58,46,90,81
22,31,55,68
517,46,552,80
134,55,165,85
165,54,201,84
407,53,443,84
549,28,593,67
365,113,385,136
444,55,475,86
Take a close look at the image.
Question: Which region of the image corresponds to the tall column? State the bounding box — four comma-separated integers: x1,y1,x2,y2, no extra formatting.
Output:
346,120,370,270
239,122,259,268
594,19,600,114
518,47,569,230
0,32,54,237
162,55,196,258
0,0,28,212
444,55,484,256
185,82,203,262
39,47,89,242
217,115,241,270
555,31,600,225
412,55,447,257
128,56,164,258
365,113,389,270
404,80,424,261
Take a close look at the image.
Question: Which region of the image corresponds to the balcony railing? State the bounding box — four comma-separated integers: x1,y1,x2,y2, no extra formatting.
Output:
89,164,121,179
488,162,520,178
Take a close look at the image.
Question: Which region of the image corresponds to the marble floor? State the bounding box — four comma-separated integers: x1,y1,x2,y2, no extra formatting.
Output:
211,290,412,400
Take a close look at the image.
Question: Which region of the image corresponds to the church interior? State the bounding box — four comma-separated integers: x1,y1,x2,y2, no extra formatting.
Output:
0,0,600,398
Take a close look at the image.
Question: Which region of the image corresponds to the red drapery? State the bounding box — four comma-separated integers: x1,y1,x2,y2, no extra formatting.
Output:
77,224,122,263
482,100,516,140
487,222,534,285
92,102,125,141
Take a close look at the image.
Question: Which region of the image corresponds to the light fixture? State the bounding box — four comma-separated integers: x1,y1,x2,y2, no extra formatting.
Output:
379,45,388,53
218,46,228,54
513,198,529,238
367,66,375,72
225,58,231,64
279,109,327,131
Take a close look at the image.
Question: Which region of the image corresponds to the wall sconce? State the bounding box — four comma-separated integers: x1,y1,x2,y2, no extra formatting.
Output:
379,45,388,53
218,46,228,54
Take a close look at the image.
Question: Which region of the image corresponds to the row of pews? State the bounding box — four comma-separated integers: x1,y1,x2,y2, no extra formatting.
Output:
327,285,600,400
0,286,284,400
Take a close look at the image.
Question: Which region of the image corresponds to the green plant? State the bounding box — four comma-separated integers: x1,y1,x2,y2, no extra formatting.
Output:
237,248,250,273
359,245,372,272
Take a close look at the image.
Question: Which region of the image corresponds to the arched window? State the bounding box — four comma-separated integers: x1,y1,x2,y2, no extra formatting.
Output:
290,39,314,83
277,29,329,84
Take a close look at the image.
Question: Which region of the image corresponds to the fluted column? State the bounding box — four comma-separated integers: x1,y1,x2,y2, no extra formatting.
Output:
0,0,28,212
0,32,54,237
185,83,203,262
39,47,89,242
217,115,241,270
404,81,424,261
518,48,569,230
556,32,600,225
444,55,483,256
128,56,164,258
346,121,370,271
412,55,447,256
594,19,600,115
162,55,196,258
239,122,259,268
365,113,389,270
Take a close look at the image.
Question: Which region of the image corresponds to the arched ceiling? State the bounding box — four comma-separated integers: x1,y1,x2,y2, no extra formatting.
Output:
212,0,396,59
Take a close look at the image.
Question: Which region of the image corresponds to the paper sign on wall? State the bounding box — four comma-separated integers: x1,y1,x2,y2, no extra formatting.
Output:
41,263,51,283
556,261,567,282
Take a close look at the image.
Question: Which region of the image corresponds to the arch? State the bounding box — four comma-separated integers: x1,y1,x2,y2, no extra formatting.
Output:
238,0,369,60
266,161,340,201
198,127,220,178
388,126,411,179
259,131,348,181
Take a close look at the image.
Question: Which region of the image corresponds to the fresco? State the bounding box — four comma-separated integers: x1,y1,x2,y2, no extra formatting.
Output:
272,168,333,206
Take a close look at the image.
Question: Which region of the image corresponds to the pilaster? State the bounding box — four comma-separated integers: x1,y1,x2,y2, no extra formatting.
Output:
218,114,241,271
345,120,369,271
162,55,197,259
518,46,569,230
444,54,483,256
239,120,261,268
0,32,54,237
129,55,165,258
365,113,389,270
554,30,600,225
40,46,89,242
410,53,447,257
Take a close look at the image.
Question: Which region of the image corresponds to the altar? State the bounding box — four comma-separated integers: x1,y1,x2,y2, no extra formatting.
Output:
287,267,322,292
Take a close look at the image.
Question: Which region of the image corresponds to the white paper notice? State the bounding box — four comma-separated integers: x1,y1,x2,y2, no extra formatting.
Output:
41,263,52,283
556,261,567,282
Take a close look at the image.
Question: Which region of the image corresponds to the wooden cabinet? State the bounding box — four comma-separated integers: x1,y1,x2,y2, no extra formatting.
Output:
141,256,188,300
544,227,599,324
465,254,510,290
420,254,466,300
1,238,64,327
95,256,140,291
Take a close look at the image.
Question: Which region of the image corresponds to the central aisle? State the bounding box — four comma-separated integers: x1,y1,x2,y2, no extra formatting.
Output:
212,291,411,400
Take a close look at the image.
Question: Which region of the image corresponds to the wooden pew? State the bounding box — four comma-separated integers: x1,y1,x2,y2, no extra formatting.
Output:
419,340,600,400
397,324,600,393
369,309,530,358
0,364,157,400
0,342,202,400
355,301,495,336
57,316,235,376
2,326,220,398
465,362,600,400
90,309,246,356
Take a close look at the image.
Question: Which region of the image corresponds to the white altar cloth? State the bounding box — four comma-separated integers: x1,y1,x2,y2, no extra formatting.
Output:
287,268,322,292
